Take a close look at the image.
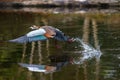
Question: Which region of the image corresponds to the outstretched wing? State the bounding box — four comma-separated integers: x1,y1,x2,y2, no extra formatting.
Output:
9,35,47,43
18,63,46,72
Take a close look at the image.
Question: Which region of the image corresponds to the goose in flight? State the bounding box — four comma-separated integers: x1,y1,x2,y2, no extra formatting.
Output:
9,25,75,43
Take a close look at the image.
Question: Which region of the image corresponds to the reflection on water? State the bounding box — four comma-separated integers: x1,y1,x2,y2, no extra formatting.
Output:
0,9,120,80
73,17,102,65
18,37,102,73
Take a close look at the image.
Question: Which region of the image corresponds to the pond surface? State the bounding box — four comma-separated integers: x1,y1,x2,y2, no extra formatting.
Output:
0,8,120,80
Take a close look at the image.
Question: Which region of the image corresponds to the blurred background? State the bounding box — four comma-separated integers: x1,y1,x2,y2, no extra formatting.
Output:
0,0,120,80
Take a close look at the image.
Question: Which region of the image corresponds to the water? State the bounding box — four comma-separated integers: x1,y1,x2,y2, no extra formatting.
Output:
72,38,102,64
0,8,120,80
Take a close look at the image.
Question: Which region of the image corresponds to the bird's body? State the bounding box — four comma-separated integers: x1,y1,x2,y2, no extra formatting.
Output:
9,25,73,43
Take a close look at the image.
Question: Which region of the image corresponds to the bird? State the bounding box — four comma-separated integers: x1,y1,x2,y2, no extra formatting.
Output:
9,25,75,43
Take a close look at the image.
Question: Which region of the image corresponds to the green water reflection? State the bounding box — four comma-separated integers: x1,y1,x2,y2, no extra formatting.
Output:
0,11,120,80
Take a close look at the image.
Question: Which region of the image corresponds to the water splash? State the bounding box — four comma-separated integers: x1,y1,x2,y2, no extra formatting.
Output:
73,38,102,64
